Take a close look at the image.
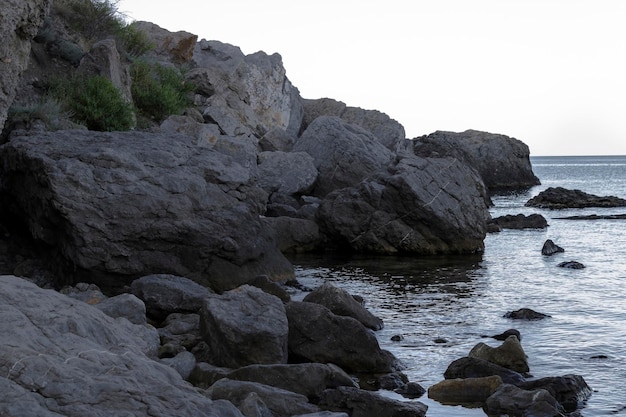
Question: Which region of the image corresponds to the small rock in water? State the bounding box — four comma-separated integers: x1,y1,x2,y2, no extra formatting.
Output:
489,329,522,341
395,381,426,399
433,337,448,344
557,260,585,269
503,308,551,320
391,334,404,342
541,239,565,256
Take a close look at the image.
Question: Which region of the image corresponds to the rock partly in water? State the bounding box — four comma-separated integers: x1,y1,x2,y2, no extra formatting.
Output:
487,213,548,232
0,275,233,416
484,384,563,417
526,186,626,209
443,356,526,385
503,308,551,320
318,386,428,417
0,130,294,292
428,375,503,406
542,239,565,256
469,335,529,374
487,328,522,342
412,129,540,191
517,374,592,412
558,261,586,269
302,282,384,331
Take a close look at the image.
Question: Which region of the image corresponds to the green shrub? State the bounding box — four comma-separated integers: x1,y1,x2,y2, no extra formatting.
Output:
49,75,134,131
130,60,192,122
53,0,125,42
2,99,68,141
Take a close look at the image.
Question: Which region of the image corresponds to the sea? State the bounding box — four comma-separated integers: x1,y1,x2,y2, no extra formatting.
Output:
288,155,626,416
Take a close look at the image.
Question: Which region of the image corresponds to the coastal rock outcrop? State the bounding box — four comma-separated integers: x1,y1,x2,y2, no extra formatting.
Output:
526,186,626,209
487,213,548,232
0,0,51,129
412,129,540,191
542,239,565,256
0,130,293,291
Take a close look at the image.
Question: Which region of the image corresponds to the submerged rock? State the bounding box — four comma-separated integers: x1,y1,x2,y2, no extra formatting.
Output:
558,260,586,269
503,308,551,320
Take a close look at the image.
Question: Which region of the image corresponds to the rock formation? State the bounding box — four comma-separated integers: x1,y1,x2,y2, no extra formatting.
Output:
526,186,626,209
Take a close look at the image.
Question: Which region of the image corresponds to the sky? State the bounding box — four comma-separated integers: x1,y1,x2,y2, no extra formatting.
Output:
117,1,626,156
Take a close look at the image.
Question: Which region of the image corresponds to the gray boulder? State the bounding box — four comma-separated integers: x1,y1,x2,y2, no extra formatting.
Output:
157,313,202,353
285,301,398,373
293,116,394,197
190,39,303,138
469,335,529,374
412,129,540,190
130,274,213,320
226,363,358,399
208,379,320,417
0,0,51,128
302,98,406,151
0,130,294,292
257,151,318,195
160,350,196,380
517,374,591,412
484,384,563,417
318,386,428,417
303,282,383,330
504,308,551,320
542,239,565,256
262,217,322,253
488,213,548,232
133,21,197,64
316,155,490,254
0,275,232,416
443,356,526,385
95,293,147,325
200,285,289,368
558,260,586,269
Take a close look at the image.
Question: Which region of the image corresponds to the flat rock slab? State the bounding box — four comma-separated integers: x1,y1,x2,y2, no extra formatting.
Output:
526,186,626,209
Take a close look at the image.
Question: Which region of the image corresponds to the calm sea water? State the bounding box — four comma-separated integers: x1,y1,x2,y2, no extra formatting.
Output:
289,155,626,416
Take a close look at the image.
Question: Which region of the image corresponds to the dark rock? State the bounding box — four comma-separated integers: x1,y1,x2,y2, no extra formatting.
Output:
246,274,291,302
59,282,107,304
293,116,394,197
484,384,562,417
526,186,626,209
302,98,406,151
160,350,196,380
444,356,526,385
237,392,274,417
0,275,231,416
303,282,383,330
428,375,502,405
503,308,551,320
226,363,358,399
316,155,490,254
0,130,295,292
285,301,398,373
208,378,320,417
433,337,448,344
555,213,626,220
257,151,317,194
394,381,427,399
488,213,548,231
488,328,522,341
95,293,147,325
377,371,409,390
517,374,592,412
558,261,586,269
199,285,288,368
131,274,213,320
412,129,540,191
157,313,202,352
189,361,232,389
262,216,323,254
318,386,428,417
542,239,565,256
390,334,404,342
469,335,529,373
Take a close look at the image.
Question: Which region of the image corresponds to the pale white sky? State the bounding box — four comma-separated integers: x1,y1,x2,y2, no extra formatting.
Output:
118,0,626,156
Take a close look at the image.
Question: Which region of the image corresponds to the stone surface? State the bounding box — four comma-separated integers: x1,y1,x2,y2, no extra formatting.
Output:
503,308,551,320
133,21,198,64
208,378,320,417
130,274,213,320
484,384,562,417
95,292,147,325
318,386,428,417
0,130,294,291
200,285,289,368
443,356,526,385
412,129,540,190
488,213,548,231
517,374,592,412
303,282,383,330
257,151,318,195
428,375,502,405
262,216,322,253
285,301,398,373
469,335,529,373
0,0,51,128
293,116,394,197
157,313,202,353
190,39,303,138
542,239,565,256
302,98,406,151
526,186,626,209
0,275,232,416
558,260,586,269
316,154,490,254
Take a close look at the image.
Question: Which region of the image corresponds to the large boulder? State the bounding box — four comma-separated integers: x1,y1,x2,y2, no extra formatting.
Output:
316,155,490,254
303,282,383,330
199,285,289,368
443,356,526,385
0,130,294,291
318,386,428,417
190,39,303,138
526,186,626,209
412,129,540,190
428,375,502,405
302,98,406,151
487,213,548,232
285,301,398,373
133,21,198,64
0,275,235,416
518,375,591,412
256,150,318,195
0,0,51,129
469,335,529,374
293,116,394,197
484,384,563,417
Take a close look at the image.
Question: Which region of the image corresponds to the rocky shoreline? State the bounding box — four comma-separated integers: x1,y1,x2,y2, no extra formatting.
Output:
0,1,585,416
